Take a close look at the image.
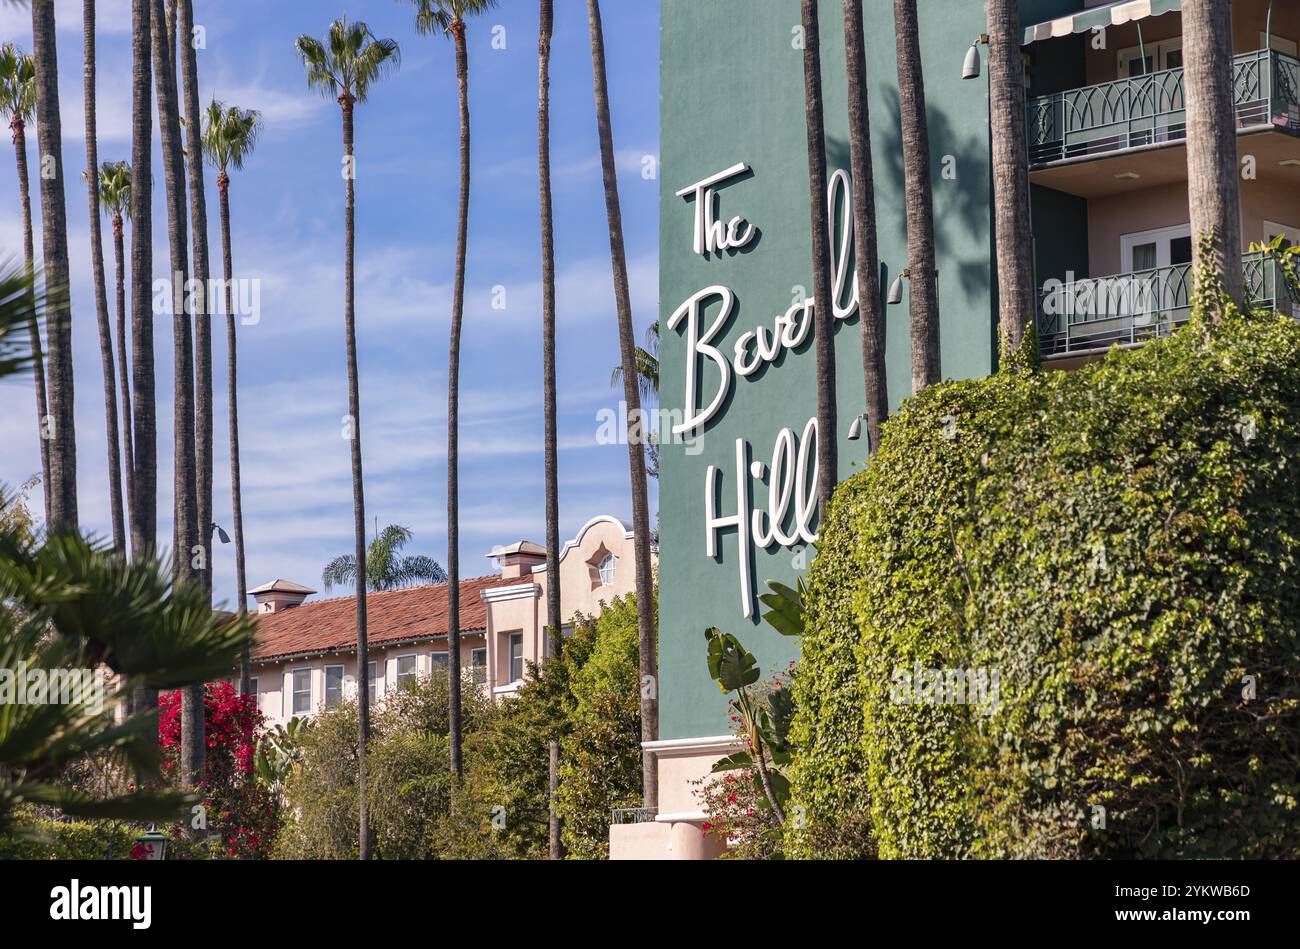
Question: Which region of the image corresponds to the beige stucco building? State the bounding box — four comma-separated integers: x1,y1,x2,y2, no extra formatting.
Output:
244,515,651,727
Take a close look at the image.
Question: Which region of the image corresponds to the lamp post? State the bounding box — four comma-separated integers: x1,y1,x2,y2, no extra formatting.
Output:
133,825,169,860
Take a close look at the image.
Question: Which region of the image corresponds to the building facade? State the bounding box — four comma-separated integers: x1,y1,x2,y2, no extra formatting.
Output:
245,515,649,728
637,0,1297,859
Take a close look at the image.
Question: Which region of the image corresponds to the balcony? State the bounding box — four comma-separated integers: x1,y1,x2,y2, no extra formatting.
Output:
1027,48,1300,169
1037,251,1297,359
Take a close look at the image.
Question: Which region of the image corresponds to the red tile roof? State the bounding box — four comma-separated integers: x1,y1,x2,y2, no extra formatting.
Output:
250,575,515,663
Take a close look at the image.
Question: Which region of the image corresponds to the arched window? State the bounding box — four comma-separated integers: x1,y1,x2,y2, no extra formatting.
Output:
598,553,617,586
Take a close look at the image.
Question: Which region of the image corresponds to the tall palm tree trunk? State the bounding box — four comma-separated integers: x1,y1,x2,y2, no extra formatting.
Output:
218,176,250,692
129,0,156,560
178,0,213,594
841,0,887,452
113,211,134,535
446,19,471,783
127,0,158,728
1184,0,1243,315
539,0,561,858
987,0,1034,359
340,92,371,861
799,0,838,514
10,116,52,523
587,0,658,811
895,0,940,392
151,0,201,785
539,0,561,653
84,0,126,552
31,0,78,530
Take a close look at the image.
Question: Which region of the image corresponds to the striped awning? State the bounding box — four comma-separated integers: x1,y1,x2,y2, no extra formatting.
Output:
1022,0,1182,45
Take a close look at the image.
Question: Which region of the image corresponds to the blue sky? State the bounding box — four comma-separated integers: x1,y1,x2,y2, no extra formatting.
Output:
0,0,660,610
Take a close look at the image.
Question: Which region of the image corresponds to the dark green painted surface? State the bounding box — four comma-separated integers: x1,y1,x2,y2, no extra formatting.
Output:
657,1,1046,740
1033,184,1090,289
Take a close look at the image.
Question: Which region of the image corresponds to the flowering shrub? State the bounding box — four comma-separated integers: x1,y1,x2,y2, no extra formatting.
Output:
693,666,792,859
159,681,279,858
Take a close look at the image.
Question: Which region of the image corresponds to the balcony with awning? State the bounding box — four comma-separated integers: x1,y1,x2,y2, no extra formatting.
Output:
1020,0,1300,199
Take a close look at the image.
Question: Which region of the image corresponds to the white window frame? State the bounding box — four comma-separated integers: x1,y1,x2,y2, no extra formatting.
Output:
1121,223,1191,273
395,653,419,690
1117,37,1183,78
508,632,524,684
598,553,617,586
323,664,345,709
470,647,487,685
429,650,449,675
367,660,379,704
290,667,313,716
247,676,258,698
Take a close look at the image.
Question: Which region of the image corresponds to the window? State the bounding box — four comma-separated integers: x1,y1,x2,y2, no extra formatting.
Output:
471,647,487,685
1118,38,1182,77
324,665,344,709
396,654,418,690
509,633,524,683
430,652,449,675
598,553,617,586
544,624,575,659
291,669,312,715
368,661,378,704
247,677,258,699
1264,222,1300,316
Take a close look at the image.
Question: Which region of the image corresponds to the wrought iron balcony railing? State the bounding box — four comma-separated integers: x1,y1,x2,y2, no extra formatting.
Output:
1027,48,1300,167
1037,251,1297,358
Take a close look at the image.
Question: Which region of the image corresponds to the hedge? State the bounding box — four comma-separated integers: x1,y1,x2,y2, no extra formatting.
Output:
0,814,139,860
790,302,1300,858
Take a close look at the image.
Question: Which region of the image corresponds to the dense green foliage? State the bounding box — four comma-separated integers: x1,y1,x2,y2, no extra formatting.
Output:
274,592,647,860
790,305,1300,858
0,811,138,860
553,594,646,858
272,672,495,859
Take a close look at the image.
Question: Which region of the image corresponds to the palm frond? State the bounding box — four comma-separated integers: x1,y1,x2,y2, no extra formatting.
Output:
294,35,340,99
0,261,40,380
321,554,357,591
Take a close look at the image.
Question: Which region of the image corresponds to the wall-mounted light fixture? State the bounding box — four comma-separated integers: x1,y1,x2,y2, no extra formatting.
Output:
887,268,910,305
211,522,231,544
962,34,989,80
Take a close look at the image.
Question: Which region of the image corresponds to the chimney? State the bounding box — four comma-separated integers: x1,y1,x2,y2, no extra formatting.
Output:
249,579,317,614
485,541,547,580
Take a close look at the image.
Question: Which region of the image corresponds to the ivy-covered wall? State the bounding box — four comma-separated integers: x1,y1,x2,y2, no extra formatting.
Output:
790,307,1300,858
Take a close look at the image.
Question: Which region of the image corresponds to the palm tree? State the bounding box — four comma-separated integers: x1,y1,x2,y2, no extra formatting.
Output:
987,0,1034,359
610,321,660,479
322,524,447,592
1183,0,1243,316
841,0,887,453
401,0,495,784
0,45,51,523
30,0,79,530
894,0,940,393
177,0,214,601
149,0,203,788
200,99,262,694
538,0,562,703
798,0,838,517
295,15,400,861
82,0,127,553
97,161,134,536
128,0,156,562
586,0,659,811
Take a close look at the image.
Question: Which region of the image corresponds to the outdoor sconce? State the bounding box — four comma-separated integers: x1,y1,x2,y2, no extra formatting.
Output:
962,34,989,80
848,413,874,453
134,825,169,861
887,268,910,305
212,522,231,544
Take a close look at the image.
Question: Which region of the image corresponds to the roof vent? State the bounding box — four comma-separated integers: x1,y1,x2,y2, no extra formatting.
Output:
248,579,317,614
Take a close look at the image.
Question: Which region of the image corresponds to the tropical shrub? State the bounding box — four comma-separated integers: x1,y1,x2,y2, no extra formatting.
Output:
0,810,138,860
555,593,646,859
272,671,495,859
791,297,1300,858
159,681,278,858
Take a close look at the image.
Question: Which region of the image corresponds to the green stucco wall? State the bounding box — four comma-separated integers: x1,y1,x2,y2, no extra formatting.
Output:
657,0,1051,740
